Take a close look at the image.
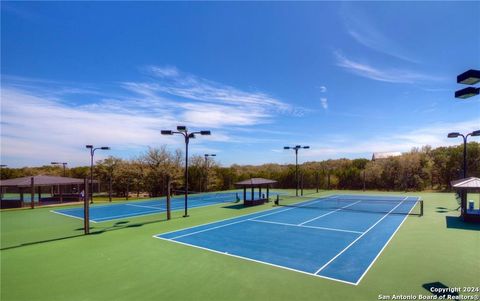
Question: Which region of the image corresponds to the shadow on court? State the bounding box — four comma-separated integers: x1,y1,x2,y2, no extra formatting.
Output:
1,217,178,251
445,216,480,231
422,282,459,298
436,206,459,213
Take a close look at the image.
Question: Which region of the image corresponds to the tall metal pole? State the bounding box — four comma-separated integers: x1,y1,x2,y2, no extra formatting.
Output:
84,177,89,234
463,135,467,178
295,148,299,197
184,134,189,217
204,155,208,192
62,163,67,177
90,149,94,204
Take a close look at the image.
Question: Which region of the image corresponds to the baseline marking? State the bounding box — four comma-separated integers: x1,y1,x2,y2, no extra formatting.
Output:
49,210,98,224
314,197,407,275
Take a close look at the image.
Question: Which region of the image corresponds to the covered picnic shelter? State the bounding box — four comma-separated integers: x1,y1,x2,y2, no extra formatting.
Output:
0,175,89,209
235,178,277,207
451,177,480,223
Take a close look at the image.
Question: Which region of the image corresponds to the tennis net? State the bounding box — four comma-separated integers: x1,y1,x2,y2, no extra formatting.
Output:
171,190,240,203
277,195,423,216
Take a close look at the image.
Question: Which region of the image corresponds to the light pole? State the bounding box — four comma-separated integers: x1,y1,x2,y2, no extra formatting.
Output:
51,162,68,177
284,145,310,196
447,130,480,178
161,126,211,217
86,145,110,204
204,154,216,192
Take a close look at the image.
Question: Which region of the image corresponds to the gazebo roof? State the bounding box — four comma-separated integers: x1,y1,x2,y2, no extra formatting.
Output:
451,177,480,190
235,178,277,187
0,175,87,187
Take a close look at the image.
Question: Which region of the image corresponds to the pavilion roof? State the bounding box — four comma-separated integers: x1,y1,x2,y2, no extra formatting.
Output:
0,175,88,187
451,177,480,190
235,178,277,187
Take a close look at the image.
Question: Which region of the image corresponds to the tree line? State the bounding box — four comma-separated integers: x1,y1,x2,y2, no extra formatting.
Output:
1,142,479,195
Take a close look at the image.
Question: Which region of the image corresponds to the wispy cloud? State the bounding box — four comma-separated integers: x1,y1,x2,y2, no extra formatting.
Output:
334,51,444,84
341,4,418,64
1,67,304,166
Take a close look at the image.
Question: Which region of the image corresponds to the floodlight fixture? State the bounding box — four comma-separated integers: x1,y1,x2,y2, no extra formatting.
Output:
200,130,211,135
457,69,480,85
161,130,173,135
455,87,480,99
101,146,110,150
448,132,460,138
86,145,93,149
303,146,310,149
177,126,187,132
471,130,480,137
284,146,290,150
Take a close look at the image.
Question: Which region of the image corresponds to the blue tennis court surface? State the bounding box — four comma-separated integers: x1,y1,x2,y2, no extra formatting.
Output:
154,194,421,285
53,191,274,222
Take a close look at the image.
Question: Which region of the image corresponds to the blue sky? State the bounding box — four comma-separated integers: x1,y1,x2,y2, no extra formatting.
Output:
1,2,479,167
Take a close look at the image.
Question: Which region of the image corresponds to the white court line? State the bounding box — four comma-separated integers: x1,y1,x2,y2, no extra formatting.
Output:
298,201,362,226
168,197,337,240
153,235,357,286
126,204,163,210
250,219,363,234
50,210,99,223
354,197,419,285
314,197,408,275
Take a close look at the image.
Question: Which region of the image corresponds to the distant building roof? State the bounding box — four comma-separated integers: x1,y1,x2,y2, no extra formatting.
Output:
0,175,88,187
235,178,277,187
451,177,480,190
372,152,402,161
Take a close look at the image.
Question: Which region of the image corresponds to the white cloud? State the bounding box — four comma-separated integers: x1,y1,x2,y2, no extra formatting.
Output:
334,51,444,84
1,67,305,166
319,86,327,93
320,98,328,110
300,119,480,159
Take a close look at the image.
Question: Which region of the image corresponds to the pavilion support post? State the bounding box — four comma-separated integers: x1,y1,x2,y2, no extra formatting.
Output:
243,187,246,202
20,188,24,206
251,187,254,201
267,186,270,202
84,177,90,235
259,187,262,199
59,185,63,203
38,186,42,203
30,177,35,209
51,186,54,196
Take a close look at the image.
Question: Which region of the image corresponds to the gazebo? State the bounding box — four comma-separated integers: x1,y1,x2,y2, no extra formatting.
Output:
0,175,89,209
235,178,277,207
451,177,480,223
